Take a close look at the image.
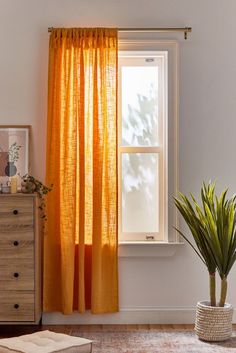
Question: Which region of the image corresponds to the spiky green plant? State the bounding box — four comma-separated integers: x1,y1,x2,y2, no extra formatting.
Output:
174,182,236,307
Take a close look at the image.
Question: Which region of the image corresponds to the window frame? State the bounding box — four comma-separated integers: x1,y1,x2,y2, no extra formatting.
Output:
118,40,179,245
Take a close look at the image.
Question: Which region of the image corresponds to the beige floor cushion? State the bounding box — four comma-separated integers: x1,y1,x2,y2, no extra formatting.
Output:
0,330,92,353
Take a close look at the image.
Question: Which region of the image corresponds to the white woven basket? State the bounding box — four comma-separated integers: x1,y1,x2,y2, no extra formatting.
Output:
195,301,233,341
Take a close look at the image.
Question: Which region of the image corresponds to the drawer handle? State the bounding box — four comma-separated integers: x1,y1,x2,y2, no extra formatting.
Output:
13,272,19,278
13,241,19,246
14,304,19,309
13,210,18,215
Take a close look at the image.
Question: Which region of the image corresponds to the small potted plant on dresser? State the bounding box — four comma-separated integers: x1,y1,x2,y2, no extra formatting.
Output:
20,174,52,221
174,182,236,341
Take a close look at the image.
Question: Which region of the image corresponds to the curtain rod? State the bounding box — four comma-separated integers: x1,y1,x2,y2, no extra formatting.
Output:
48,26,192,40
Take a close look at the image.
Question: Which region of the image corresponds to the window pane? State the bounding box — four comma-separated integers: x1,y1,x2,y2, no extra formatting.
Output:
122,153,159,233
121,66,159,146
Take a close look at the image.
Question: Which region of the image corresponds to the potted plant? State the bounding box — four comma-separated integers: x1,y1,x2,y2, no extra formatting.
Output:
174,182,236,341
20,174,53,221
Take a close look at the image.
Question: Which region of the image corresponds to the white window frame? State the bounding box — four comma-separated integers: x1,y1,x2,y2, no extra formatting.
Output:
118,40,179,247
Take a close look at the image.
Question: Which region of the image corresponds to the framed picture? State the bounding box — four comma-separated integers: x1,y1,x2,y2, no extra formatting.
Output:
0,125,30,188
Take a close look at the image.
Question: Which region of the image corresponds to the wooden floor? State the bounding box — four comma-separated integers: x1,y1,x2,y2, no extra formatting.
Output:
0,324,196,338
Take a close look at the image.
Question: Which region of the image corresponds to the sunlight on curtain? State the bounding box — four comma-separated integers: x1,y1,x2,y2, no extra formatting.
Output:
44,28,118,314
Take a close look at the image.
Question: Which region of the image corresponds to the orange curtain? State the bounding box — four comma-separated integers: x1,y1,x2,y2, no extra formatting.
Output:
43,28,118,314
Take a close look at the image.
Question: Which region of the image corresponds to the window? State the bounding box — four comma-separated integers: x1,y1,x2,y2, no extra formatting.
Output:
118,41,178,243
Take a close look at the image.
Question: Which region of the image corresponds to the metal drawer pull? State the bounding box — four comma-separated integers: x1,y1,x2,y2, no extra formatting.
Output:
13,272,19,278
13,241,19,246
14,304,19,309
13,210,18,215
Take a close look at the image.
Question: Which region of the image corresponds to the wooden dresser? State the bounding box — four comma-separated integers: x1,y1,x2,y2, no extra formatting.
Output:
0,193,42,324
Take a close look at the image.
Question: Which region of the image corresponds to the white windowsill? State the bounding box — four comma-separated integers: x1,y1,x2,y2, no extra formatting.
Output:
118,241,184,257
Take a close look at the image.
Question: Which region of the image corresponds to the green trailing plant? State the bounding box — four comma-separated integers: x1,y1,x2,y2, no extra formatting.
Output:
174,182,236,307
21,174,53,221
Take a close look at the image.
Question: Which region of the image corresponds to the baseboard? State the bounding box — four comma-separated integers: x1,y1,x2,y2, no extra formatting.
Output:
43,306,236,325
43,306,197,325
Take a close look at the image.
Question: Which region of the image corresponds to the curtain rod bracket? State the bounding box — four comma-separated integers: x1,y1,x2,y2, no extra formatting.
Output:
184,29,187,40
184,27,191,40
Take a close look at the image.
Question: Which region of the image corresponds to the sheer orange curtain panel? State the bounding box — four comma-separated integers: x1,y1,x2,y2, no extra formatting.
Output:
43,28,118,314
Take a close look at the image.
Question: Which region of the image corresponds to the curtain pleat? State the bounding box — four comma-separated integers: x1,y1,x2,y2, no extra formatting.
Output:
44,28,118,314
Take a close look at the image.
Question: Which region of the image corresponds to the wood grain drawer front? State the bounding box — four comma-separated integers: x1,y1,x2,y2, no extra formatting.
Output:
0,231,34,259
0,223,34,233
0,196,33,227
0,259,34,291
0,291,34,322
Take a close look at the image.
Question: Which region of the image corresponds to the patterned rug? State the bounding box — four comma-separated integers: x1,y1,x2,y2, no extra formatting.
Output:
72,331,236,353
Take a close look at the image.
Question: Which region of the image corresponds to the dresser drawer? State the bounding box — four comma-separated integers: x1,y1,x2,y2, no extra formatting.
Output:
0,231,34,259
0,196,33,227
0,258,34,290
0,291,34,322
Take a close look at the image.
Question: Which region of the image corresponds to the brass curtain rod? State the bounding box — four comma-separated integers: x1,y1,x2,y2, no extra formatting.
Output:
48,26,192,39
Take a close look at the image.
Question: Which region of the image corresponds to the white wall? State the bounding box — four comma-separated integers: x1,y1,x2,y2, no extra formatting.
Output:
1,0,236,324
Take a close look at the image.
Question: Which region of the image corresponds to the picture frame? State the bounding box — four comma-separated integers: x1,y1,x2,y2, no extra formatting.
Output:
0,125,30,189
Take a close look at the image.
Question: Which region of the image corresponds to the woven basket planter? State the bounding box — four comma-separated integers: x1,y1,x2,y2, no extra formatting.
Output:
195,301,233,341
